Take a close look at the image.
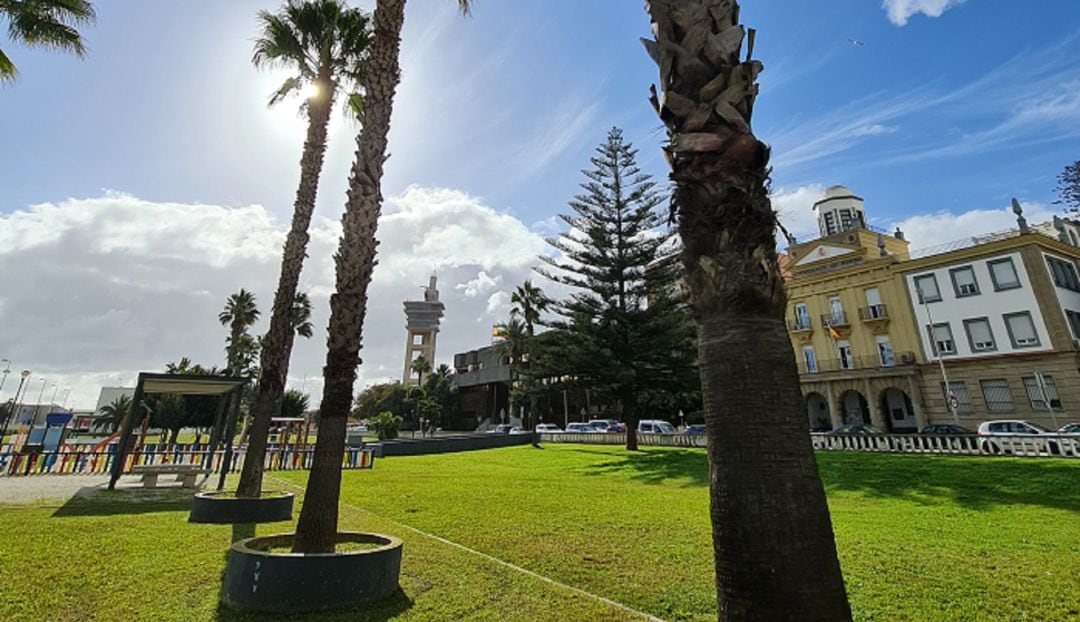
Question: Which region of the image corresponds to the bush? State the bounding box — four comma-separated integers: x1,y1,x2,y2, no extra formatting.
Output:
369,410,403,440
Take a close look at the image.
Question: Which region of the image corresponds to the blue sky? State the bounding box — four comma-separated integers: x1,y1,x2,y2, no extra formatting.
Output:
2,0,1079,407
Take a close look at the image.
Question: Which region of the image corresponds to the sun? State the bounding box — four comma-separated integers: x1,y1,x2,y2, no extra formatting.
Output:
300,81,320,101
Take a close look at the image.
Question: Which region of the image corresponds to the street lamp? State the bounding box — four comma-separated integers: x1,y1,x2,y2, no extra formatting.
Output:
1,370,31,446
35,379,49,425
61,389,71,409
0,359,11,396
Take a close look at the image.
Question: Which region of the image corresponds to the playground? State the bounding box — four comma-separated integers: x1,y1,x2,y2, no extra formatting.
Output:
1,445,1077,621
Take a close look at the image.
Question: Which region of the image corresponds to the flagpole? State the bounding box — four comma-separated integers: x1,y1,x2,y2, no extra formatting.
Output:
918,287,960,425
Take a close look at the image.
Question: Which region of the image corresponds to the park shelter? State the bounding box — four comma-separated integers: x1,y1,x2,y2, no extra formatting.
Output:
107,372,249,490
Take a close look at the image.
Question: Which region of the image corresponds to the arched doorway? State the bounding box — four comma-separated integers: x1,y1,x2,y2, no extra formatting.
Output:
881,388,916,432
805,393,831,431
839,390,869,425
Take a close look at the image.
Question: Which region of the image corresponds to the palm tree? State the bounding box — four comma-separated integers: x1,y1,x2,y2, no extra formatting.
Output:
410,354,431,386
510,280,548,336
643,2,851,619
94,395,131,433
219,289,260,375
0,0,95,82
291,0,471,554
494,317,530,426
236,1,371,499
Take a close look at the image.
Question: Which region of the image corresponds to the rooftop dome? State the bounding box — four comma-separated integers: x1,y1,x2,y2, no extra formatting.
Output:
814,185,855,204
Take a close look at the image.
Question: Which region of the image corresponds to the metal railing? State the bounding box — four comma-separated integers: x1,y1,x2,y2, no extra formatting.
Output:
789,318,813,332
797,352,916,374
858,304,889,321
821,312,849,327
0,443,375,477
541,431,1079,458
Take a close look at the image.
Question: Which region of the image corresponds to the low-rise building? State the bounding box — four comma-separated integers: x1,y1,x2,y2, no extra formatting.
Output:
785,185,1080,431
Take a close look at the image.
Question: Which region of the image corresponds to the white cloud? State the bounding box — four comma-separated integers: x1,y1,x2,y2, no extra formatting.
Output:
892,200,1057,253
851,124,899,137
0,187,550,410
882,0,966,26
773,184,826,245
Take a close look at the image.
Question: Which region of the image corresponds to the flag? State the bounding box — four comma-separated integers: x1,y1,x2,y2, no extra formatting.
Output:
828,324,841,340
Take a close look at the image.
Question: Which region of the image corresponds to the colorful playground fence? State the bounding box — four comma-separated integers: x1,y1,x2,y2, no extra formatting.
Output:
0,443,375,477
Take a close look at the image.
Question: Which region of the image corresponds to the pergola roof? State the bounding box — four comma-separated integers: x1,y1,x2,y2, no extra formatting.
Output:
137,372,249,396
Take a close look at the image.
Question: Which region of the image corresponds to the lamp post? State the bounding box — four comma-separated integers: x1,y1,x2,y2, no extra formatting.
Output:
1,370,31,446
35,379,49,426
61,389,71,409
0,359,10,396
917,287,960,425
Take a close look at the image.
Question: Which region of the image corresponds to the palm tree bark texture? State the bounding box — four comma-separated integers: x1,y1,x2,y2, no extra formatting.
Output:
291,0,407,554
643,1,851,620
237,76,335,498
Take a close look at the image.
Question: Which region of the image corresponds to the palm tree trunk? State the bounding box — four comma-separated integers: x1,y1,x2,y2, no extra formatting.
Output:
644,1,851,618
236,74,336,498
292,0,407,554
676,109,851,622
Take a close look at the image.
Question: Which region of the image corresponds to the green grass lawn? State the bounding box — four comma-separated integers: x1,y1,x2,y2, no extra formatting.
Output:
2,446,1078,621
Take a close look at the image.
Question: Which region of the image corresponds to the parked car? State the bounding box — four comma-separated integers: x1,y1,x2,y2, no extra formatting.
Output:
588,419,626,433
827,424,884,435
509,426,528,435
1058,422,1080,435
535,423,562,433
977,420,1064,455
684,424,706,436
487,424,514,434
566,422,602,434
919,424,974,435
637,419,676,434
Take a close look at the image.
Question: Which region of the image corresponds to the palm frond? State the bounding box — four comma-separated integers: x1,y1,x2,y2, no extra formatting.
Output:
268,75,303,107
0,47,16,82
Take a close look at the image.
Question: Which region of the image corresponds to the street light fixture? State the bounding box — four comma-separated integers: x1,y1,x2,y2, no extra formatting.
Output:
0,359,11,396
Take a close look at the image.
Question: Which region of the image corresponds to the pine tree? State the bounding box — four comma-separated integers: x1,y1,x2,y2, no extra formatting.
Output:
540,127,697,450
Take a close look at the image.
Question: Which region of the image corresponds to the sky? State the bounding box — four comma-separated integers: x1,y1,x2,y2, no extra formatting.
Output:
1,0,1079,409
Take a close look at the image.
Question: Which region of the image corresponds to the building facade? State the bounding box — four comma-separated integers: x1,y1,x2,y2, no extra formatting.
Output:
785,185,1080,432
402,276,445,384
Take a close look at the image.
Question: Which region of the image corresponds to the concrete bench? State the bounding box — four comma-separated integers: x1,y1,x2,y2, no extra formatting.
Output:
130,464,209,489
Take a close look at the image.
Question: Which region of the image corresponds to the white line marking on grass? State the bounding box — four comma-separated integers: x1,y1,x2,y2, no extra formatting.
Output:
266,475,666,622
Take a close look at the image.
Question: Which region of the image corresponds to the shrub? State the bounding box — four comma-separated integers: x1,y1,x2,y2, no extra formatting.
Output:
369,410,403,440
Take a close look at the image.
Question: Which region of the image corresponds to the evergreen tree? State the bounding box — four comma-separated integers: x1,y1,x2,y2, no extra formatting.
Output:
539,127,697,450
1055,160,1080,213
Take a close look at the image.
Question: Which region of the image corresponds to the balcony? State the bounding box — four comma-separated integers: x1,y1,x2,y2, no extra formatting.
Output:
820,312,850,328
797,352,917,375
858,304,889,321
789,318,813,332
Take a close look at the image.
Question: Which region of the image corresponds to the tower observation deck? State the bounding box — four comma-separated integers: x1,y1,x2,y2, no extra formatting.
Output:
402,275,445,383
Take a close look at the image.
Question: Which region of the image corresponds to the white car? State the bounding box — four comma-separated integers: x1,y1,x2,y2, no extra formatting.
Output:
535,423,562,433
1058,422,1080,435
638,419,676,434
977,420,1067,456
566,422,601,433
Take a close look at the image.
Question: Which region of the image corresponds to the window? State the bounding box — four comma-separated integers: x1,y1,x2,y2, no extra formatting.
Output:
914,274,941,303
876,335,895,367
928,323,956,356
793,303,810,330
837,341,854,370
1046,256,1080,292
987,258,1021,291
1022,375,1062,411
980,379,1015,412
1066,309,1080,340
802,346,818,373
950,266,980,297
1004,312,1040,348
940,382,973,414
864,288,886,318
839,209,854,230
828,297,845,325
963,317,996,352
823,212,836,235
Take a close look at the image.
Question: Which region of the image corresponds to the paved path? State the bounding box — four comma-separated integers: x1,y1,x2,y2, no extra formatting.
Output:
0,474,110,503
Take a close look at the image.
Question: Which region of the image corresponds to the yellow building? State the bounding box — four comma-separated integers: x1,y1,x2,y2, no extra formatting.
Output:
784,186,1080,433
785,186,927,432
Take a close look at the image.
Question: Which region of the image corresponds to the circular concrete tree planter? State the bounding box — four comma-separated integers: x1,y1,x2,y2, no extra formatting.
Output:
220,532,403,613
188,491,294,524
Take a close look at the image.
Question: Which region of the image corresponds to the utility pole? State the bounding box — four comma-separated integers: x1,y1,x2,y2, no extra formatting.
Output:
2,370,31,445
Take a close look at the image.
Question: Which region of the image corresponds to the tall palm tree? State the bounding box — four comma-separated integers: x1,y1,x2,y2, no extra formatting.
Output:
291,0,470,554
218,289,260,375
643,2,851,619
510,279,548,336
94,395,131,433
410,354,431,386
0,0,95,82
237,1,371,499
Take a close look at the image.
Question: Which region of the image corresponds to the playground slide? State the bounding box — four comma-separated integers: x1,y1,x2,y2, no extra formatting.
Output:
91,430,122,452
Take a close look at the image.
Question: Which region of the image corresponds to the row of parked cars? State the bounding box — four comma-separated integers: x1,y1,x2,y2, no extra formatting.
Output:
490,419,697,435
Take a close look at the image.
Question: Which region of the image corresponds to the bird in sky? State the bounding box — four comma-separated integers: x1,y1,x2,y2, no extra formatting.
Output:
848,38,865,47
